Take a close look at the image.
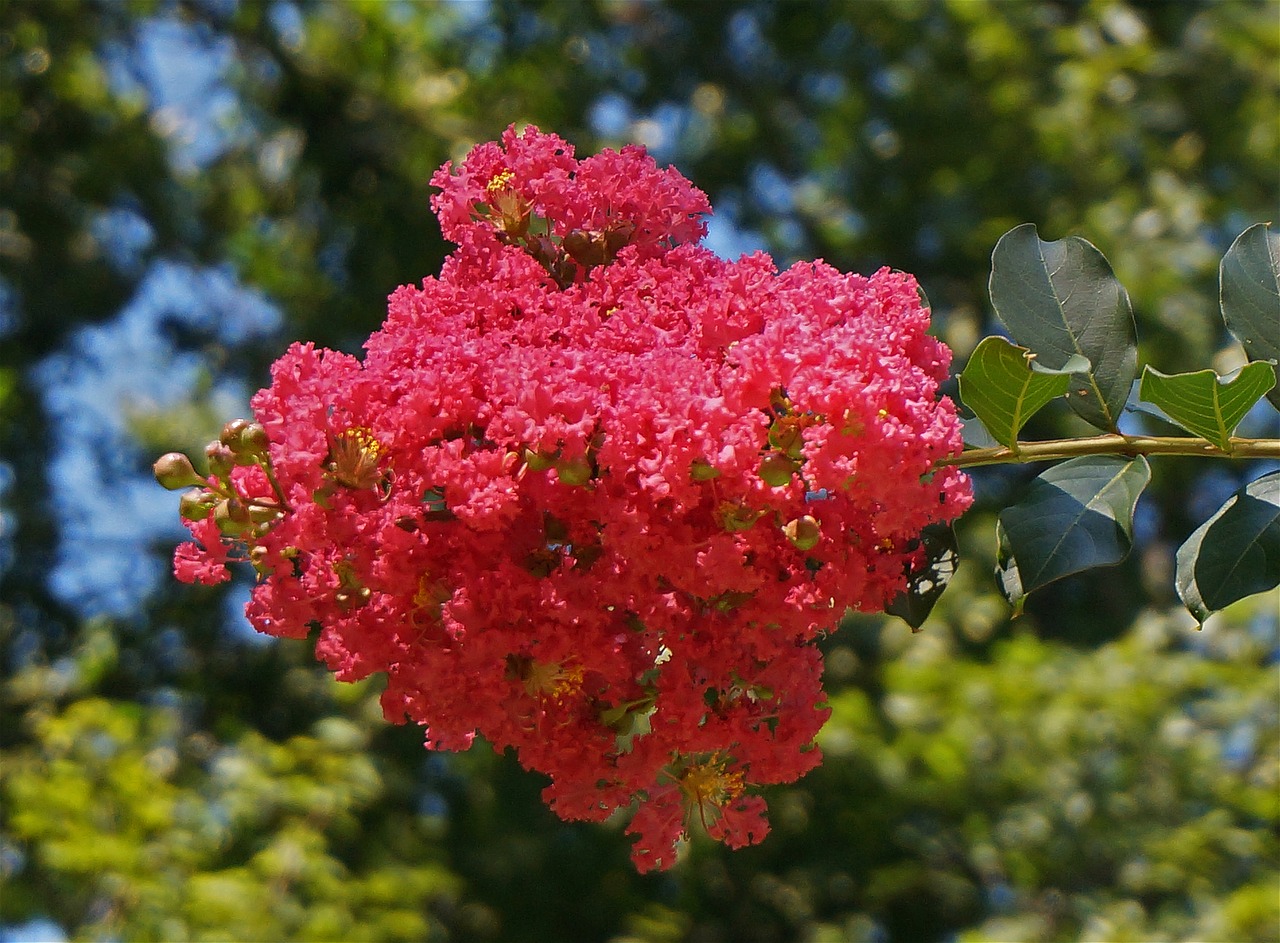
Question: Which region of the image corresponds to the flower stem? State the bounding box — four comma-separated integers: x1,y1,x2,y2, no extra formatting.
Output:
942,435,1280,469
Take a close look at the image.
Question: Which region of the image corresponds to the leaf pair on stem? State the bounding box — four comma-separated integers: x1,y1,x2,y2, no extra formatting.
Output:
905,223,1280,625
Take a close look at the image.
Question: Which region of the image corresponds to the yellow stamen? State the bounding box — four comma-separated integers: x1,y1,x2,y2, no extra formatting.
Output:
327,427,385,490
675,753,746,830
523,660,585,699
485,169,516,194
411,573,450,626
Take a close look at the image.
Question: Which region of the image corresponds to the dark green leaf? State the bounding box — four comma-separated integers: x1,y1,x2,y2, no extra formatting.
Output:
958,336,1088,448
996,456,1151,608
1176,471,1280,623
886,523,958,630
1220,223,1280,409
989,223,1137,431
1137,362,1276,451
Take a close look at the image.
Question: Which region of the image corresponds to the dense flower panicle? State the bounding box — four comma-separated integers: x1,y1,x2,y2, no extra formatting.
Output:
168,126,972,871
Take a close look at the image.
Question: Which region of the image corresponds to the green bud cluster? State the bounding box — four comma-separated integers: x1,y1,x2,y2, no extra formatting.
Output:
153,419,292,542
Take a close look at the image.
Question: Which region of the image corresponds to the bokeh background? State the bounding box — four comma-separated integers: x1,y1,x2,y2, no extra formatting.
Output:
1,1,1277,941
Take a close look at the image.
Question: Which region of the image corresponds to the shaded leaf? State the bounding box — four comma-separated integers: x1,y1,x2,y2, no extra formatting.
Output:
960,415,1001,449
886,523,958,630
996,456,1151,608
958,336,1088,448
1220,223,1280,409
989,223,1137,431
1138,363,1276,451
1176,471,1280,623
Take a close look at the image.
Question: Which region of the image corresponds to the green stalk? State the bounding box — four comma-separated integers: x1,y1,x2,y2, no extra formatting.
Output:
943,435,1280,469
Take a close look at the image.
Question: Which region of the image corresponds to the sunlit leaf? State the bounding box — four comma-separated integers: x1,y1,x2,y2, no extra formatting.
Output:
989,224,1137,431
958,336,1088,448
1176,471,1280,623
996,456,1151,608
1220,223,1280,409
1137,363,1276,451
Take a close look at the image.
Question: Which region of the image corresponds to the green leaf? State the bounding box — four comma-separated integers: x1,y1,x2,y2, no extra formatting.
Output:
1220,223,1280,410
989,223,1138,431
1137,362,1276,451
958,336,1089,449
1176,471,1280,623
996,456,1151,608
886,523,958,630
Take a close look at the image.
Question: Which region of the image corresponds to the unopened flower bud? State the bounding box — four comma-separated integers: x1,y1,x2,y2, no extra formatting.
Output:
563,229,608,268
154,452,205,490
213,497,251,536
221,419,270,464
719,502,763,533
783,515,822,551
555,456,593,486
179,488,218,521
247,504,283,524
759,453,799,487
204,441,235,478
604,219,636,255
220,418,252,447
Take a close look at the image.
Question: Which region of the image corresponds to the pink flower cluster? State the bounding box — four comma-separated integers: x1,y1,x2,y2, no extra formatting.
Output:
169,126,971,871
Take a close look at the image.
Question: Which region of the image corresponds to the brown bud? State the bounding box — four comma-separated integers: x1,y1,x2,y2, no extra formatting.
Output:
564,229,609,268
154,452,205,490
219,418,252,446
783,515,822,551
232,422,270,461
604,219,636,255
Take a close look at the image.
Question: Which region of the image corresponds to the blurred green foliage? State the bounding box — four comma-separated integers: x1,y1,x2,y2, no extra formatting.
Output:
1,1,1277,940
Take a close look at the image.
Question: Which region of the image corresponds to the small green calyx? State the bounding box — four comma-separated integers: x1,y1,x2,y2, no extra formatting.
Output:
555,456,593,486
759,453,800,487
524,448,557,472
691,459,721,481
719,501,764,533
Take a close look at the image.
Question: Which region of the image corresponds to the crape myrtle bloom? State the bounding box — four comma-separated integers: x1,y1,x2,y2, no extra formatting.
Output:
159,125,972,871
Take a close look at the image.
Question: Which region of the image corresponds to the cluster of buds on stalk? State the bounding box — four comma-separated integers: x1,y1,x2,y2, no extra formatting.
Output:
153,420,291,558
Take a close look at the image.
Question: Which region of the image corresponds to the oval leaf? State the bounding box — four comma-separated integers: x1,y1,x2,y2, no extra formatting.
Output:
1176,470,1280,624
1220,223,1280,409
989,223,1137,431
996,455,1151,608
1138,362,1277,451
959,336,1088,449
